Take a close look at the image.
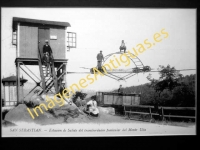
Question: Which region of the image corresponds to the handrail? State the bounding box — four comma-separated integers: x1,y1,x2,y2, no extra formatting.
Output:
38,45,46,91
123,104,196,110
38,43,59,95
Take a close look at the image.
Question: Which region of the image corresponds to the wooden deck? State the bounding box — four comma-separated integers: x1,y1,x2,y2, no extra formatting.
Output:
15,57,68,66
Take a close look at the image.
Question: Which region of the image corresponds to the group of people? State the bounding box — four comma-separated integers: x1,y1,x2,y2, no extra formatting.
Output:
43,39,127,117
43,39,126,75
58,80,99,117
96,40,126,69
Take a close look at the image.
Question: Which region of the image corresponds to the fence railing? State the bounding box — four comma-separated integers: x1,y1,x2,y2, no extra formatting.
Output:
123,105,196,121
3,101,17,106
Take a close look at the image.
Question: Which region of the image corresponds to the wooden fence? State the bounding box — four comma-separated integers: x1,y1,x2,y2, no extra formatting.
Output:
123,105,196,121
96,92,141,106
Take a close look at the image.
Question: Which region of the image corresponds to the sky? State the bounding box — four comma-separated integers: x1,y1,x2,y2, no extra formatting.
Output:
1,8,196,92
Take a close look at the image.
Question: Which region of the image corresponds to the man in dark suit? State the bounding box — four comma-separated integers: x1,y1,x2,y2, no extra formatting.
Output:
96,50,104,70
43,40,53,76
118,85,123,94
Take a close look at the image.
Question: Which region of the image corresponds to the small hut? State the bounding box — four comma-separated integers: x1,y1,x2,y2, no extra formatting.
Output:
2,75,27,106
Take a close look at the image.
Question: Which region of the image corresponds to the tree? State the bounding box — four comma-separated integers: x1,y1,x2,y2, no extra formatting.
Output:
147,65,182,96
147,65,183,105
171,74,195,107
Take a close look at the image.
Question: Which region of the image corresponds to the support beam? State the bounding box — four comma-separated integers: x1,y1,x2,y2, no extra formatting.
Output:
16,62,20,104
20,62,40,81
62,64,67,88
15,58,68,97
20,66,38,83
22,85,24,103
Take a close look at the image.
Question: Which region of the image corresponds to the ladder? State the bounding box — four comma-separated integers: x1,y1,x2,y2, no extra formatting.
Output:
38,47,58,95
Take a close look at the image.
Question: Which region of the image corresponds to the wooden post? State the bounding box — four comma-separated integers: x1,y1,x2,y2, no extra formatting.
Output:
63,63,67,88
56,65,61,91
22,84,24,104
102,93,104,105
123,106,126,117
4,83,5,106
17,23,20,57
51,60,58,93
149,107,152,119
161,107,164,120
38,48,46,94
96,92,99,104
16,62,20,104
112,94,114,105
8,83,10,105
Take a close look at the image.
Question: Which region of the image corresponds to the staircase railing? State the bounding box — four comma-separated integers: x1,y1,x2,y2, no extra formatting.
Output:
38,45,59,95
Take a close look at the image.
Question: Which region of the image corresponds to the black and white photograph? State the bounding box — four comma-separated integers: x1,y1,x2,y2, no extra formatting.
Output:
1,8,196,137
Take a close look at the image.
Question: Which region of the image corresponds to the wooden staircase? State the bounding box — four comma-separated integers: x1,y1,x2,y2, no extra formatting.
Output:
38,47,58,95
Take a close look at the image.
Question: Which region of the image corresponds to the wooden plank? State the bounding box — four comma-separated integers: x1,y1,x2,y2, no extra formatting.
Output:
123,105,196,120
125,111,159,116
149,107,152,118
151,113,160,116
163,115,196,119
50,28,65,59
5,86,9,106
104,94,113,105
162,107,164,120
62,64,67,88
102,92,138,96
131,95,135,105
19,26,38,58
15,58,68,66
13,17,70,28
162,107,196,110
106,95,113,104
125,111,150,115
129,118,151,122
38,46,46,93
51,56,58,93
123,105,196,110
123,104,155,108
16,62,20,104
124,110,131,113
30,26,38,57
135,95,140,105
123,95,131,105
114,95,123,105
19,26,26,57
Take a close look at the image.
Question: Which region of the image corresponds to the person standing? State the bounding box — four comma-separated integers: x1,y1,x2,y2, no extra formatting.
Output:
118,84,123,93
43,40,53,76
96,50,104,70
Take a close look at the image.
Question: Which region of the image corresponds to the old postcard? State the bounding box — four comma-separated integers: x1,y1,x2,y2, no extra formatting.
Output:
1,8,196,137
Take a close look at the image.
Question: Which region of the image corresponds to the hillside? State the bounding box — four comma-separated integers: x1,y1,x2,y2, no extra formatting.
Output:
112,74,196,107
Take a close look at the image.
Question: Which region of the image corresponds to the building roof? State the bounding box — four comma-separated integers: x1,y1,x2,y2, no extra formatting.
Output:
13,17,71,30
2,76,28,83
